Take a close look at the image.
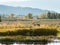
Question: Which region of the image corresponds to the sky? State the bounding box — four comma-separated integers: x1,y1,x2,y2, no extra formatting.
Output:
0,0,60,13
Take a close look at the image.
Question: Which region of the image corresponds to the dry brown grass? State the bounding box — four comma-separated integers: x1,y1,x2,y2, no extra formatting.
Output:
0,21,60,32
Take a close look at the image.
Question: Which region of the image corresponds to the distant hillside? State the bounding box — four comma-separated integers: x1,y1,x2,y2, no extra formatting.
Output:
0,5,48,16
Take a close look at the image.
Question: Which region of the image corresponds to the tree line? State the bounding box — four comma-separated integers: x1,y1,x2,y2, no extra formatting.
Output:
0,11,60,21
40,11,60,19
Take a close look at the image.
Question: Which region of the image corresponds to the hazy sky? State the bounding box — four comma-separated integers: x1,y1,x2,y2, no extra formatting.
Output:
0,0,60,13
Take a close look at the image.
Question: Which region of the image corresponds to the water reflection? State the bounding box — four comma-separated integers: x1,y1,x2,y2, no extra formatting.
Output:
12,42,60,45
47,42,60,45
0,43,46,45
0,42,60,45
0,39,60,45
13,43,20,45
0,43,2,45
47,39,60,45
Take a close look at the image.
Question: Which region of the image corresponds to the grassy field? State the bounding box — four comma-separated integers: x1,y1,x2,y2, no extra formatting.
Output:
0,21,60,37
0,27,59,43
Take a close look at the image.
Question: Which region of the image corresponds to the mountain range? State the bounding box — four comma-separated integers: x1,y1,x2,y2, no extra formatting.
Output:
0,5,50,16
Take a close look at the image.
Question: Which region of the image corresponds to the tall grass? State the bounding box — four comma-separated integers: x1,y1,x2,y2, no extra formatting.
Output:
0,28,58,36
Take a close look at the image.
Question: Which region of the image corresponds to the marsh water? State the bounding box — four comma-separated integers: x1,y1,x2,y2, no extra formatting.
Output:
0,39,60,45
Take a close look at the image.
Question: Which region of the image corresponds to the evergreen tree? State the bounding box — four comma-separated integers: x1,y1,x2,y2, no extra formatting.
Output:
0,15,1,22
27,13,33,19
